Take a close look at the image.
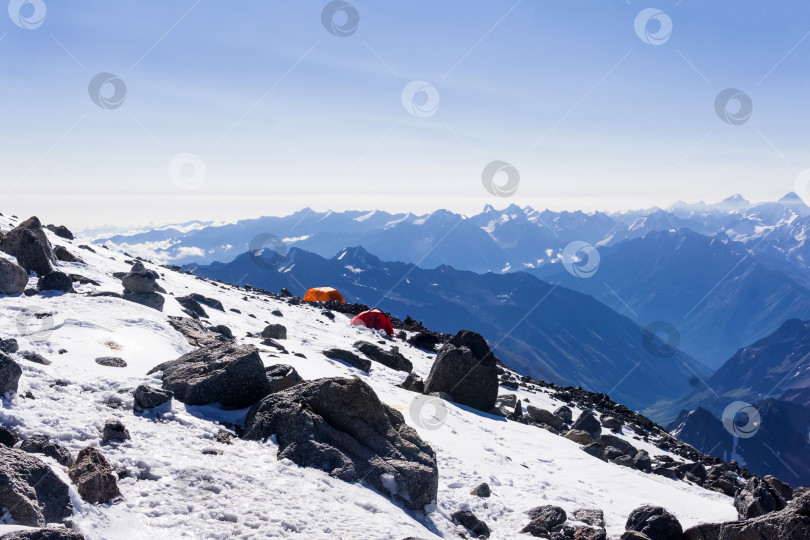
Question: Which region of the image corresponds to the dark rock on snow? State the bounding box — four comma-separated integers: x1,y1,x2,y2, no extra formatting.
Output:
45,224,74,240
168,316,225,347
554,405,573,424
19,435,73,467
133,385,173,410
242,377,439,510
95,356,127,368
470,482,491,497
68,447,122,504
399,372,425,393
0,258,29,295
2,528,85,539
0,424,19,447
261,323,287,340
322,348,371,372
625,505,683,540
37,271,74,293
18,351,51,365
54,245,81,263
527,405,565,430
451,509,490,538
0,217,56,276
189,292,224,311
353,340,413,372
734,476,786,519
0,337,20,354
176,295,208,318
1,351,23,394
101,419,130,444
149,342,270,408
571,411,602,441
423,330,498,412
0,445,73,526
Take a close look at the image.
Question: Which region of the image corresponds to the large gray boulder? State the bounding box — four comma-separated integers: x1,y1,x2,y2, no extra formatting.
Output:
1,351,23,395
0,445,73,527
0,258,29,295
242,377,438,510
148,342,270,408
0,217,56,276
423,330,498,412
265,364,303,393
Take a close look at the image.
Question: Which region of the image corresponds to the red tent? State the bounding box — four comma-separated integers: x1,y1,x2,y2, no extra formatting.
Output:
350,309,394,335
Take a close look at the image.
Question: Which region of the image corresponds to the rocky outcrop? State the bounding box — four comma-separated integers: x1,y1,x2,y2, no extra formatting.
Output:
148,342,270,409
423,330,498,412
242,377,438,510
68,447,121,504
0,445,73,526
735,476,787,519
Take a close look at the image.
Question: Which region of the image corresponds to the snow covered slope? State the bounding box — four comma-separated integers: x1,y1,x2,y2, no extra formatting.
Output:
0,214,737,539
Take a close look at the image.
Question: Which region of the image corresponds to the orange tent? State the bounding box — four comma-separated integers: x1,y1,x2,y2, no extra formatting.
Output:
303,287,346,303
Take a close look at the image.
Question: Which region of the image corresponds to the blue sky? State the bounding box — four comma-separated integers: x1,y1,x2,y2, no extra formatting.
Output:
2,0,810,229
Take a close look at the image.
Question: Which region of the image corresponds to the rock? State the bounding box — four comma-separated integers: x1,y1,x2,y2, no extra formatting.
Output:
2,528,85,539
53,245,81,263
210,324,234,339
167,316,224,347
1,351,23,394
527,405,565,430
764,474,793,505
0,258,29,295
564,429,594,445
689,489,810,540
635,413,654,429
492,393,522,417
354,341,413,372
574,527,607,540
527,505,567,528
261,338,288,353
633,450,652,472
121,273,161,294
0,445,73,526
261,323,287,340
423,330,498,412
620,533,653,540
322,348,371,372
571,411,602,441
582,442,605,460
599,434,638,458
122,291,165,311
601,416,623,432
451,509,490,538
148,342,270,409
471,482,491,497
68,447,121,504
675,462,706,483
573,509,605,528
95,357,127,368
133,385,173,410
19,435,73,467
406,331,442,352
189,293,224,311
399,372,425,393
37,271,74,293
0,217,56,275
554,405,573,424
625,505,683,540
0,337,19,353
18,351,51,365
615,455,635,468
45,224,74,240
265,364,303,393
279,287,292,297
521,517,552,537
271,309,283,316
735,476,784,518
176,295,208,318
1,425,19,447
101,419,130,444
242,377,438,510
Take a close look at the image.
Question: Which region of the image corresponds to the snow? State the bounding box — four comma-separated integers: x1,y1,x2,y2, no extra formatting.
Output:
0,214,738,539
